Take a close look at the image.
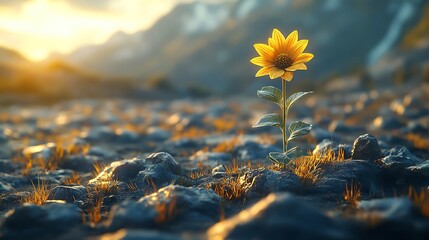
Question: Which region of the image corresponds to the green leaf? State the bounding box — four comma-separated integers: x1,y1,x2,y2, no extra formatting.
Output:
284,146,307,160
286,91,313,110
268,147,307,165
288,121,312,141
257,86,282,107
253,113,283,129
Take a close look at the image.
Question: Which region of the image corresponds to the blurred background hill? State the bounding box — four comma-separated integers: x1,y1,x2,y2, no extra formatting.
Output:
1,0,428,103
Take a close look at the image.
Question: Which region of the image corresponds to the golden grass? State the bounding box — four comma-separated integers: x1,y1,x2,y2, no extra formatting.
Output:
406,133,429,150
14,142,91,175
91,178,120,196
292,148,346,184
343,181,361,208
212,134,242,153
212,116,236,133
13,152,34,176
171,127,209,140
408,187,429,217
92,162,107,178
155,197,177,225
224,159,254,176
88,197,103,225
64,172,82,185
126,181,138,192
23,179,50,205
189,161,211,179
211,177,246,202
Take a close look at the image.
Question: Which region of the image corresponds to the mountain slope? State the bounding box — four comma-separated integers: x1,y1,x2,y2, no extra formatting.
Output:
58,0,427,95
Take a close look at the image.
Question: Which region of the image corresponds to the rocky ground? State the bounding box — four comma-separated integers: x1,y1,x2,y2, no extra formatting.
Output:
0,81,428,240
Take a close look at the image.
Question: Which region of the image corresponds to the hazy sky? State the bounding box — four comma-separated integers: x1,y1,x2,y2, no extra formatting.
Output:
0,0,194,61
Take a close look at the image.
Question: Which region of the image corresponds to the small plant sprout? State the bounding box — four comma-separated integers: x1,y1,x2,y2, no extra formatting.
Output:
251,29,314,166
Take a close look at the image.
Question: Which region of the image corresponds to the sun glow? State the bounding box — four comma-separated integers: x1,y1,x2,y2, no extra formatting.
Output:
0,0,192,61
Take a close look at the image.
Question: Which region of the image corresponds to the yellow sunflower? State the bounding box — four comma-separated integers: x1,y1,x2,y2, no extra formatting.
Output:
250,29,314,81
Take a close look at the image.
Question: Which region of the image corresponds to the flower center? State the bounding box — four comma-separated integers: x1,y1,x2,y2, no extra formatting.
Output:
274,53,293,70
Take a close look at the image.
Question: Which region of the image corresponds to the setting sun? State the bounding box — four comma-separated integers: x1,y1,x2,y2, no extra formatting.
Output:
0,0,191,61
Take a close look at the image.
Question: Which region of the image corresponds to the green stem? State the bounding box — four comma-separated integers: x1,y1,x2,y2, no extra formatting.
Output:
282,80,287,153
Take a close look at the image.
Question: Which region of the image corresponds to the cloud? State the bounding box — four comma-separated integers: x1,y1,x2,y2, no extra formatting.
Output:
61,0,113,11
0,0,30,8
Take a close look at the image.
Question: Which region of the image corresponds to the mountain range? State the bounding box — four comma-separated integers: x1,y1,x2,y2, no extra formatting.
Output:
1,0,428,102
52,0,428,95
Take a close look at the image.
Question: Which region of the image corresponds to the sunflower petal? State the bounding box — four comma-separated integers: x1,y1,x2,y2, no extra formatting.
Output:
290,40,309,59
269,68,285,79
281,71,294,81
255,67,271,77
272,29,285,51
268,38,275,47
254,44,275,61
284,30,298,51
294,53,314,64
286,63,307,71
250,57,274,67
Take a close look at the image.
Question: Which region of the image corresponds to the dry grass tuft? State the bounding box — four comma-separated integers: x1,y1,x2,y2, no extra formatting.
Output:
406,133,429,150
172,127,208,140
212,116,236,133
14,142,91,175
211,177,246,202
64,172,82,185
92,162,107,178
189,161,211,179
292,148,346,184
23,178,50,205
13,153,34,176
126,181,138,192
87,197,104,225
408,187,429,217
343,180,361,208
91,178,120,196
155,197,177,225
212,134,242,153
67,143,90,155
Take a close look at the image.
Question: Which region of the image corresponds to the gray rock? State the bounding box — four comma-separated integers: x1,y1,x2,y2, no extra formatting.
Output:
233,141,280,160
108,185,221,231
329,121,365,134
190,152,233,168
351,134,382,161
146,127,171,142
99,229,181,240
240,169,301,199
0,181,14,194
139,185,221,228
357,197,414,221
372,116,405,130
212,165,227,178
381,146,422,170
60,154,101,172
48,185,87,203
317,160,384,195
107,200,157,230
207,193,350,240
0,203,82,239
90,152,185,189
0,159,18,173
407,160,429,177
80,126,116,142
115,129,140,143
311,127,339,143
87,146,117,160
